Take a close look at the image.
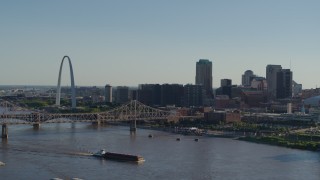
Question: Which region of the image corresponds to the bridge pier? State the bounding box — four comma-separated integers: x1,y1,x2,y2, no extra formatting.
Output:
130,119,137,132
33,123,40,130
2,124,8,139
92,120,101,125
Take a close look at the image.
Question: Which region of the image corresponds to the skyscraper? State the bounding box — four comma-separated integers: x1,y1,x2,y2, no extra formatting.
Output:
161,84,184,107
105,84,112,103
266,65,282,100
276,69,293,99
221,79,232,87
195,59,213,96
220,79,232,98
137,84,161,106
183,84,203,107
115,86,129,104
292,81,302,97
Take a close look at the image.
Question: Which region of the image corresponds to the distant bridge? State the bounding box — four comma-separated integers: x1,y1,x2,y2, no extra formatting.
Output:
0,100,202,139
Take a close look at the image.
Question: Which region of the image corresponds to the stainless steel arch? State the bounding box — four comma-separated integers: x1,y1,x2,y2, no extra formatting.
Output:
55,56,76,109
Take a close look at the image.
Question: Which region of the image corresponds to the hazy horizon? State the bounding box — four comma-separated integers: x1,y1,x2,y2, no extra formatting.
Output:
1,0,319,88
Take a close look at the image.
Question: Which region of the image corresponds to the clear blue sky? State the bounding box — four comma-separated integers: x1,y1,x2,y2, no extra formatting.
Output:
0,0,319,89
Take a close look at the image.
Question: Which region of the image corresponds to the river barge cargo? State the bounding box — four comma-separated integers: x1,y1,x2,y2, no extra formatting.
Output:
104,152,144,162
93,150,144,162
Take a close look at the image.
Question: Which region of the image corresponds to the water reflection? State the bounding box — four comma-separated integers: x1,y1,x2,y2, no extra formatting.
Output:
1,138,8,145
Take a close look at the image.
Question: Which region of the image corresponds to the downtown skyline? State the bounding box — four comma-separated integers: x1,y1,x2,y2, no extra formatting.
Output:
0,0,319,89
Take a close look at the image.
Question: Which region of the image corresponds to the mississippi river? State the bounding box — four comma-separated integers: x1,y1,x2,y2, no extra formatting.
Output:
0,123,319,180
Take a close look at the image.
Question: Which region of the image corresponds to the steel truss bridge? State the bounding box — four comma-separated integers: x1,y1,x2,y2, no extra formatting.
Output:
0,100,175,124
0,100,200,138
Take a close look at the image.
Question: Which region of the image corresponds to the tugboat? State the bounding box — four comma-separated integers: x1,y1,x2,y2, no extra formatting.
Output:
93,149,144,162
0,161,5,167
93,149,106,158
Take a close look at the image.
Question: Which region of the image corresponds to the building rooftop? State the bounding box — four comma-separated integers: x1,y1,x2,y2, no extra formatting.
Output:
197,59,211,64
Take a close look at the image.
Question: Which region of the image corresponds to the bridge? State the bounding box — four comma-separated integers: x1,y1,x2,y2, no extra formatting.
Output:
0,100,201,139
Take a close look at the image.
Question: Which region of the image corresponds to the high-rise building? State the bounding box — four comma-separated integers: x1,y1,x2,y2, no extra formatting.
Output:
220,79,232,98
242,70,256,87
129,89,138,101
183,84,203,107
161,84,184,107
137,84,161,106
115,86,129,104
292,81,302,97
105,84,112,103
266,65,282,100
195,59,213,96
276,69,292,99
221,79,232,87
136,84,184,107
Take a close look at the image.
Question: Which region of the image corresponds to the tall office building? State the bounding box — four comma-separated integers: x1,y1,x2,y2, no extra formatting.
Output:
105,84,112,103
266,65,282,100
220,79,232,98
115,86,129,104
221,79,232,87
183,84,203,107
137,84,161,106
276,69,292,99
195,59,213,96
161,84,184,107
292,81,302,97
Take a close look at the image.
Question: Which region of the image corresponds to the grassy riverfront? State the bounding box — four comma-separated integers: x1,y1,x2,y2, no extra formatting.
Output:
238,135,320,151
150,119,320,152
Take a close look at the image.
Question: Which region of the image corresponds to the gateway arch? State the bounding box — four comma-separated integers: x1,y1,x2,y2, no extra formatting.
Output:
55,56,76,109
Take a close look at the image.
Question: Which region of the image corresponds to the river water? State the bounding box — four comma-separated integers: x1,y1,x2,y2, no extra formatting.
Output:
0,123,319,180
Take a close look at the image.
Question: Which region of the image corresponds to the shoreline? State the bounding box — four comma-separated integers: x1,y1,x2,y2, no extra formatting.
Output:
102,123,320,152
237,136,320,152
139,125,320,152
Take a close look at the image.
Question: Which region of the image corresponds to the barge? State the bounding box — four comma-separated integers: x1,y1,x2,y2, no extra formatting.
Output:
93,149,144,162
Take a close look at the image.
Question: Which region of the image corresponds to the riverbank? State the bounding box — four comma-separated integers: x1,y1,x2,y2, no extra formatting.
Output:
111,123,320,152
238,136,320,151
